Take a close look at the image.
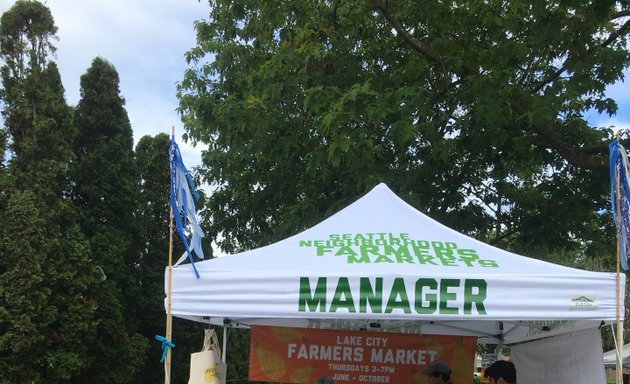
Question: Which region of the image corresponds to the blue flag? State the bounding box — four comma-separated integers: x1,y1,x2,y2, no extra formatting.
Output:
170,135,204,278
609,140,630,271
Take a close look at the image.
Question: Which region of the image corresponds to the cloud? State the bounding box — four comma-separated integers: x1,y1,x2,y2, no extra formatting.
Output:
586,71,630,134
0,0,210,167
1,0,628,164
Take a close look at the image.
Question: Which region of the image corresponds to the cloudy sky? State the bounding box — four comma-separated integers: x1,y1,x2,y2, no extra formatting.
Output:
0,0,628,170
0,0,210,167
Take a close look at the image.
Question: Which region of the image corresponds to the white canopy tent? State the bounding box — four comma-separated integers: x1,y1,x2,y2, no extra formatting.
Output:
166,183,625,348
605,343,630,367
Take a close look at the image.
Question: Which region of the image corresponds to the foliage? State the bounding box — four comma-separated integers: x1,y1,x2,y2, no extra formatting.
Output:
132,133,207,384
177,3,630,377
179,0,630,261
69,57,146,383
0,0,56,75
134,133,172,384
0,8,102,382
0,0,58,160
0,186,103,384
0,0,628,382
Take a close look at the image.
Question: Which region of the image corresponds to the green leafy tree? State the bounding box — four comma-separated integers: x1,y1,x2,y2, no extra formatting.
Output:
70,57,145,384
178,1,629,262
178,0,630,361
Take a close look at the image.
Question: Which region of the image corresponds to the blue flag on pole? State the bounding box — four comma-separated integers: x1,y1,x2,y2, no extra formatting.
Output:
609,140,630,271
170,135,205,278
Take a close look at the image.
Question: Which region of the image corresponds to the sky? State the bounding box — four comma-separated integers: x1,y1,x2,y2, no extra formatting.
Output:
0,0,628,170
0,0,211,167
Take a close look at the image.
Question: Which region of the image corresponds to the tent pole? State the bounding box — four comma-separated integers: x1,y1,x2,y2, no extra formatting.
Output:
616,161,623,384
165,209,174,384
222,326,228,363
617,326,624,384
165,126,175,384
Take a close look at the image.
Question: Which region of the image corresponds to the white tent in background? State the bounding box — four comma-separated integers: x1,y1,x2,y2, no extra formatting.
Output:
605,344,630,367
165,183,626,383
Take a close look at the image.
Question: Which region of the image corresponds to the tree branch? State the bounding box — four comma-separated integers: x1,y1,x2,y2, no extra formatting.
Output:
370,1,625,171
533,123,608,169
533,17,630,92
612,10,630,20
371,0,442,65
331,0,340,27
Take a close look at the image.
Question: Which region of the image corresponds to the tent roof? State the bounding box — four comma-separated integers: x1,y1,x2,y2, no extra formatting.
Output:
167,183,625,344
603,344,630,367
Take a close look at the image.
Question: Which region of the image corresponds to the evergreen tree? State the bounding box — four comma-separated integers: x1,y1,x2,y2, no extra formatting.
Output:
133,133,210,384
134,133,171,384
70,57,145,384
0,0,57,161
0,3,102,382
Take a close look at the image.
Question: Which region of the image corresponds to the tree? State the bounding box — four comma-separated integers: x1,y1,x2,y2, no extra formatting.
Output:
0,0,57,160
133,133,217,384
70,57,145,384
134,133,173,384
178,0,629,260
0,3,103,382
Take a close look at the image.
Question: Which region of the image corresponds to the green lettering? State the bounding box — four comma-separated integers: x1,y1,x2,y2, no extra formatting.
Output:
457,249,479,266
336,246,357,257
384,245,413,263
360,244,380,258
431,241,445,249
374,254,394,263
435,248,455,260
385,278,411,313
478,259,499,267
348,254,371,263
415,278,437,314
298,277,327,312
435,248,457,266
330,278,356,313
413,248,438,265
413,240,430,249
316,246,333,256
439,279,459,314
359,277,382,313
388,236,401,246
464,279,487,314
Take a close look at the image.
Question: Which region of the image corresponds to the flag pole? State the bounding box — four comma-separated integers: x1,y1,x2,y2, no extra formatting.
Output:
614,136,624,384
616,171,622,384
165,126,175,384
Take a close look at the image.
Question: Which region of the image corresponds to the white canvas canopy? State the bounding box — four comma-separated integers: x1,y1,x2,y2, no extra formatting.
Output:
166,183,625,345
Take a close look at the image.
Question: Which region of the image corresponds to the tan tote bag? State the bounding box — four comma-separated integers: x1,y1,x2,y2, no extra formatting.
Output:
187,329,227,384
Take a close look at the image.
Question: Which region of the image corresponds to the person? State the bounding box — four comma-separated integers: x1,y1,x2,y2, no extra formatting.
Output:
422,360,452,384
315,376,335,384
484,360,516,384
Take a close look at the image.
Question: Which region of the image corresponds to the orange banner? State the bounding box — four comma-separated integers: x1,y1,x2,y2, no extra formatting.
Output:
249,326,476,384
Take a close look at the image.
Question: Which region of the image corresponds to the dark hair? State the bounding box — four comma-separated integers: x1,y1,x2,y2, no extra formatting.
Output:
485,360,516,383
430,372,451,382
315,376,335,384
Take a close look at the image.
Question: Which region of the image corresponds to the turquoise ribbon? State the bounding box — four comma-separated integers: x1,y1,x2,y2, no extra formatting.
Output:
155,335,175,363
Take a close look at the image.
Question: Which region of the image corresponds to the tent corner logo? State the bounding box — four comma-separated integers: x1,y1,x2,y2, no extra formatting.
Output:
569,294,597,310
